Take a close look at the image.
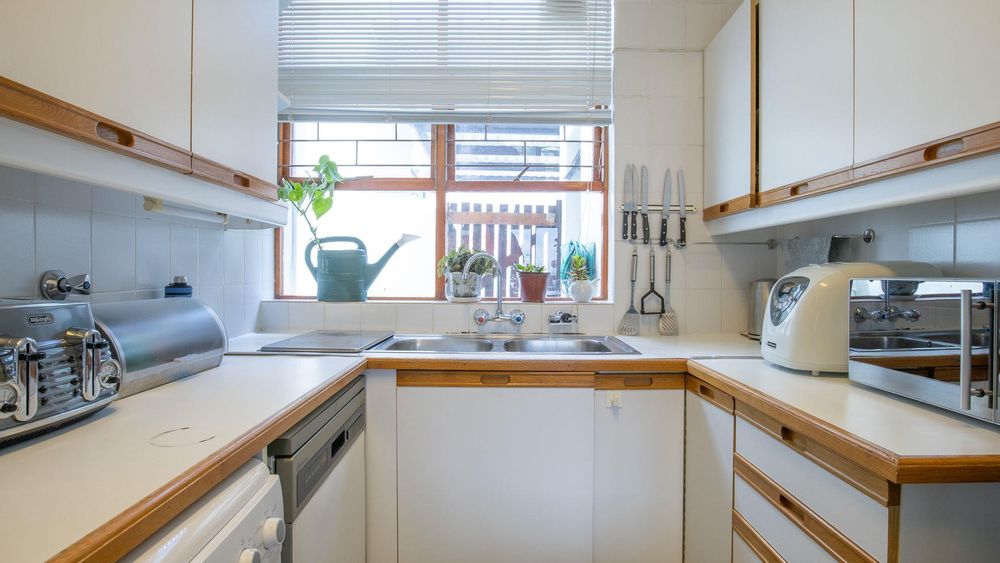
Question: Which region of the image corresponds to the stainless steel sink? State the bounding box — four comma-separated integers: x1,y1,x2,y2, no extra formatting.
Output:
370,334,639,355
916,330,991,348
849,335,950,351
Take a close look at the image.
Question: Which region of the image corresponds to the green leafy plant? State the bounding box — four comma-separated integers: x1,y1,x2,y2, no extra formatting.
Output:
568,255,591,281
436,247,496,277
277,155,342,249
514,263,547,274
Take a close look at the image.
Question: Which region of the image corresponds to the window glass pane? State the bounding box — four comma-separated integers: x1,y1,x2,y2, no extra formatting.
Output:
445,191,603,299
290,140,357,168
357,141,432,166
291,122,317,140
284,191,436,298
454,124,487,140
338,165,432,179
451,124,596,182
397,124,433,140
318,122,396,141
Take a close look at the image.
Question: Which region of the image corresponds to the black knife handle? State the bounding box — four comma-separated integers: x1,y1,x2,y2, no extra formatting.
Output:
679,217,687,246
641,213,650,244
622,209,629,240
659,217,668,246
630,211,638,240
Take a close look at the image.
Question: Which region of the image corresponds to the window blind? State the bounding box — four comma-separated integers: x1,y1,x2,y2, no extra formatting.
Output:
278,0,613,124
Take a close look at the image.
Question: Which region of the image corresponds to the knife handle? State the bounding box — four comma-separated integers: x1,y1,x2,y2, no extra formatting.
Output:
679,217,687,246
630,211,638,240
641,214,650,244
659,216,668,246
622,209,629,240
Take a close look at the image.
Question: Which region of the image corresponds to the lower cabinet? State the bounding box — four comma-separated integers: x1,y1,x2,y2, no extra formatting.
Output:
396,384,595,563
684,377,736,562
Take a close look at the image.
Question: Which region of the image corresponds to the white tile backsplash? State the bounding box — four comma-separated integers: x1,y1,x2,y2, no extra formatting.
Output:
0,165,269,337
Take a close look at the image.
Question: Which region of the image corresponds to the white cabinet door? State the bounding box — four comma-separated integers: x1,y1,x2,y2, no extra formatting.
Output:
0,0,192,149
684,388,735,563
396,386,594,563
705,0,753,210
855,0,1000,163
192,0,278,181
594,390,684,563
758,0,853,191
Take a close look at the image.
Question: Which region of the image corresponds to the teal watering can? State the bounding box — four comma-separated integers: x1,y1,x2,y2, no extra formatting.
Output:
305,235,418,301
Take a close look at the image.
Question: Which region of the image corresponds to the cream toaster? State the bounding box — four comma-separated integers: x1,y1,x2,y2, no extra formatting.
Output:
761,261,942,374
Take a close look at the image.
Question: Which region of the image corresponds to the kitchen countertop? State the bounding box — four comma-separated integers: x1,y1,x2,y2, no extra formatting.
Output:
689,358,1000,483
0,354,365,563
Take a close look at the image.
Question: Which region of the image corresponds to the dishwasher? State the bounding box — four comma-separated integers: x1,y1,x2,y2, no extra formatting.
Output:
269,376,365,563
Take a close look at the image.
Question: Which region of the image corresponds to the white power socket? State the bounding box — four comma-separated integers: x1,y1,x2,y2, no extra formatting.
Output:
604,391,623,408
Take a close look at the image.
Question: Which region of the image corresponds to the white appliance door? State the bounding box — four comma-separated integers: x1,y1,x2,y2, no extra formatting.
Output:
292,430,366,563
193,474,284,563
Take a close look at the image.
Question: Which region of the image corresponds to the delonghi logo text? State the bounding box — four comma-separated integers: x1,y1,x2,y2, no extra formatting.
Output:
26,313,54,326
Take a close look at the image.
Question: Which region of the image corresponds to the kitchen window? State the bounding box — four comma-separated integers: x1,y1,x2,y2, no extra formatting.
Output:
275,123,608,300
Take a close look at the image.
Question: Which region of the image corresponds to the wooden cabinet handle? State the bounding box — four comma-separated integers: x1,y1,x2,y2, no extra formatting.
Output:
698,384,715,399
95,122,135,147
788,182,808,197
232,172,251,188
924,138,965,161
623,376,653,387
479,375,510,385
778,493,805,523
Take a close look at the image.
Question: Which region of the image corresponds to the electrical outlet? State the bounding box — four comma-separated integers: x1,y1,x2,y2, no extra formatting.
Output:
605,391,623,408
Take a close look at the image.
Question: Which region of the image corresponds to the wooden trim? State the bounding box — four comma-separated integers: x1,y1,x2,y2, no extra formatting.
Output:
50,364,366,563
369,357,688,372
594,373,684,390
685,375,735,413
434,124,448,300
444,180,605,192
736,401,898,507
749,0,759,208
397,370,595,388
0,76,192,174
191,154,278,202
758,120,1000,207
281,176,435,192
735,453,878,563
733,509,786,563
703,193,754,221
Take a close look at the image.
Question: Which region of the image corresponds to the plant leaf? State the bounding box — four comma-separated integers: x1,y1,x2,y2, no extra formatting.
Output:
312,192,333,219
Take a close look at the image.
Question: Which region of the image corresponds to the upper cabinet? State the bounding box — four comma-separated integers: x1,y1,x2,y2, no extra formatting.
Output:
757,0,853,194
704,0,755,220
0,0,192,150
854,0,1000,163
192,0,278,183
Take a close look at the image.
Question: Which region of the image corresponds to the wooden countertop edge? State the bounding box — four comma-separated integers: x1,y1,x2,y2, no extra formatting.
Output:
364,356,688,372
687,361,1000,484
49,361,367,563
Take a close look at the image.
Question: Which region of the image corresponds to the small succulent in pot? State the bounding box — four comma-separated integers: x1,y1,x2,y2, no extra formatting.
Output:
567,255,595,303
514,263,550,303
437,247,496,301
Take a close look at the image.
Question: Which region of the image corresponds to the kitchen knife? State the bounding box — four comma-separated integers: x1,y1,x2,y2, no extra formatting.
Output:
660,168,671,246
621,164,631,240
640,165,650,244
678,169,687,246
629,164,638,242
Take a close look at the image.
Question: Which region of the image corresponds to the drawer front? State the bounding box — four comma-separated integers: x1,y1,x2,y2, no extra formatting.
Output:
733,531,765,563
733,510,784,563
735,412,890,560
734,476,836,563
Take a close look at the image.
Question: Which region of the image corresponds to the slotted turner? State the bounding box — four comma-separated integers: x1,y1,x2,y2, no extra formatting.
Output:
659,248,679,335
618,249,640,335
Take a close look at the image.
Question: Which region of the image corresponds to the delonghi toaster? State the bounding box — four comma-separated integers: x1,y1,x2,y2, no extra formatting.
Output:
0,300,121,446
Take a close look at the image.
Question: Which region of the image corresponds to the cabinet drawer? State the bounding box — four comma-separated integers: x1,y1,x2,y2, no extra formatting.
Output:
735,405,892,560
734,474,835,562
733,511,783,563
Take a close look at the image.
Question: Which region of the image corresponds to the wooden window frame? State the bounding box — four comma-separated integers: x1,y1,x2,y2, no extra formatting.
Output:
274,122,609,301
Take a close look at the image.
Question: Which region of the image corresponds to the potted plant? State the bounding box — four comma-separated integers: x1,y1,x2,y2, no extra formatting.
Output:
437,247,496,302
567,255,596,303
514,263,549,303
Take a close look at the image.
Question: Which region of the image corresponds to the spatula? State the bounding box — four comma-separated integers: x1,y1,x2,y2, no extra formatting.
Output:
618,249,640,336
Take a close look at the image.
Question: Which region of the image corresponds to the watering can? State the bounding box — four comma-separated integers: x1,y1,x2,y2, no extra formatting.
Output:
305,235,419,301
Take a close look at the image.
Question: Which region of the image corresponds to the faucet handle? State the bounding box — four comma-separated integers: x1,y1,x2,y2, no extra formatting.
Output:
41,271,92,300
472,308,491,326
508,309,525,325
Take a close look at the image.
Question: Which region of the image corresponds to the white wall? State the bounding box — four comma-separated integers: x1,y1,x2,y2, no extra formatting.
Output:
0,165,273,336
612,0,778,335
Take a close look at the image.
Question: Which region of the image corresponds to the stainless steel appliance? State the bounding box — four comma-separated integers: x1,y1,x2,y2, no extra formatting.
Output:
0,300,120,446
270,376,365,562
746,278,776,339
92,299,227,397
848,278,998,423
260,331,392,354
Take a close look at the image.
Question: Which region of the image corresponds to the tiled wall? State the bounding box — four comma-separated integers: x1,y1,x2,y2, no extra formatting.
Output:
612,0,778,335
0,165,273,336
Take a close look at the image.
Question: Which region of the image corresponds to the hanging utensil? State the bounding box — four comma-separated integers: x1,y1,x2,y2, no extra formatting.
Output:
640,165,650,245
629,164,639,243
677,169,687,247
659,248,679,335
618,248,640,335
659,168,671,247
621,164,633,241
641,248,665,315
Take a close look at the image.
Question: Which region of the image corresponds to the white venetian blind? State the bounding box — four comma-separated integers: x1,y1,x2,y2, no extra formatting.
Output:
278,0,613,124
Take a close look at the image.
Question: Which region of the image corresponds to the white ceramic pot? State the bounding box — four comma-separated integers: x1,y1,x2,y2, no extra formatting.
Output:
569,280,595,303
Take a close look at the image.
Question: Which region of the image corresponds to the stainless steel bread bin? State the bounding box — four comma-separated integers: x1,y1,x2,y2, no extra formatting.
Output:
92,299,227,397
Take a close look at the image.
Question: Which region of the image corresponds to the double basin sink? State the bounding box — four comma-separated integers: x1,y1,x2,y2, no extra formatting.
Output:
850,330,990,352
369,334,640,355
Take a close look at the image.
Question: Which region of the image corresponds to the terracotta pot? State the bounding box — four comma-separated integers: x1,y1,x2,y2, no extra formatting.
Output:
517,271,550,303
